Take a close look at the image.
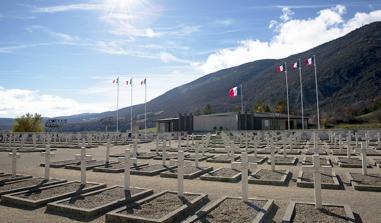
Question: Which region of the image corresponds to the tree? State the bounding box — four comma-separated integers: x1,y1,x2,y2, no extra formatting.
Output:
275,100,286,113
12,113,44,132
253,101,271,113
203,104,214,115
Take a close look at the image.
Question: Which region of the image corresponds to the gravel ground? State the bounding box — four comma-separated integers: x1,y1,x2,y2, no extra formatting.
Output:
303,157,329,165
301,172,334,183
195,198,266,223
14,182,96,200
209,154,236,162
120,192,199,218
292,203,348,223
252,169,288,180
131,164,172,172
0,174,26,181
350,173,381,185
337,157,362,165
164,166,209,174
208,168,239,177
0,178,60,192
65,160,105,168
59,186,143,208
41,159,78,167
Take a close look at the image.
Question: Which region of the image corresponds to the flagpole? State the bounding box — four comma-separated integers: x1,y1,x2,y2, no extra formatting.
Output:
130,78,133,135
313,55,320,129
240,84,243,113
116,77,119,132
285,62,290,130
144,78,147,141
298,59,304,129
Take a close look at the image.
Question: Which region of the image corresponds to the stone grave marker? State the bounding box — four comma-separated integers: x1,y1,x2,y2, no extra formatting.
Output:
41,138,55,180
231,152,257,202
8,147,20,177
75,139,93,185
169,150,192,196
356,142,368,175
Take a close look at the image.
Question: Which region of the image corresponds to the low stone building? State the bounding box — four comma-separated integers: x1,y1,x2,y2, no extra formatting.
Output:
155,112,308,133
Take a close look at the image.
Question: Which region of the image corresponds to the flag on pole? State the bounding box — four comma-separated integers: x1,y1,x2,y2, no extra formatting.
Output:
130,78,133,85
291,61,299,70
125,80,129,85
276,64,285,73
112,77,119,84
304,57,314,66
141,78,146,85
229,86,240,98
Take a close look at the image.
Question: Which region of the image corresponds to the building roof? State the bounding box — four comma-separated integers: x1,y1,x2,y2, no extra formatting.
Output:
196,112,307,119
155,117,179,122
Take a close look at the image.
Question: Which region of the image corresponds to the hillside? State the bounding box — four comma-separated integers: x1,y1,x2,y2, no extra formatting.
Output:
1,22,381,131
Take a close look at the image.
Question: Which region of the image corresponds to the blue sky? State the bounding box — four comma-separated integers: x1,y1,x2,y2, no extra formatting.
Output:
0,0,381,118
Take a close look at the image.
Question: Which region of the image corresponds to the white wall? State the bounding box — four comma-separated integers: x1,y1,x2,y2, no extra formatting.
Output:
194,114,238,131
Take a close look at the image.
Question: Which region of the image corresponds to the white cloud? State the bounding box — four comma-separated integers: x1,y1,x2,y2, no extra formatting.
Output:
26,25,80,42
0,87,112,118
199,5,381,74
280,7,294,22
159,52,193,64
32,3,104,13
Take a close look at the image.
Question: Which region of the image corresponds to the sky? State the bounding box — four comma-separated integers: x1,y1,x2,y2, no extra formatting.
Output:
1,0,381,118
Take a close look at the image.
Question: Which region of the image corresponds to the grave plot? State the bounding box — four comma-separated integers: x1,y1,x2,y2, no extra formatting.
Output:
356,149,381,156
238,155,267,164
137,152,158,159
282,201,355,223
301,156,331,166
46,185,154,220
347,173,381,191
153,153,186,160
0,177,67,195
331,149,357,156
200,168,241,183
40,159,79,168
160,166,213,179
184,154,210,161
206,154,239,163
297,171,340,189
0,147,54,153
335,157,371,168
372,158,381,168
64,160,118,170
248,169,291,186
185,197,274,223
0,173,32,184
0,181,106,208
257,148,278,154
93,162,149,173
130,164,177,176
266,156,297,165
279,149,301,155
304,149,328,155
106,191,208,223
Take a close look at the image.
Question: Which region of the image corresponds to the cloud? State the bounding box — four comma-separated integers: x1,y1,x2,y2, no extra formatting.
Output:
199,5,381,74
0,87,112,118
32,3,103,13
280,7,294,22
26,25,80,42
159,52,193,64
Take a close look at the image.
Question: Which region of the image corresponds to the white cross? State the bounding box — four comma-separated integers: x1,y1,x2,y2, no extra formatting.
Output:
169,150,192,196
355,132,358,147
355,142,368,175
162,139,168,166
117,149,137,190
178,133,182,149
32,134,37,149
105,138,111,165
75,139,93,185
347,134,352,159
132,134,139,159
302,154,332,209
283,139,288,158
232,152,257,202
8,147,21,177
377,132,380,148
252,137,258,157
194,142,201,167
269,139,277,171
155,135,159,153
41,140,55,180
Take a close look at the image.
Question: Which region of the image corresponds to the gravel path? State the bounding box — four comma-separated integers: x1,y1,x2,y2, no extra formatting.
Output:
195,198,266,223
120,192,198,218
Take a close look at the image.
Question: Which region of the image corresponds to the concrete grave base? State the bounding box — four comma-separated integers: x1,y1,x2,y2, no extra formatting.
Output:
296,170,341,189
335,157,371,168
0,174,32,183
184,196,274,223
249,169,291,186
200,167,241,183
301,156,331,166
0,177,67,195
266,156,298,165
282,201,355,223
93,162,149,173
46,185,154,220
206,154,239,163
130,164,177,176
160,166,213,179
65,161,119,170
347,172,381,191
0,181,106,209
40,159,79,168
106,190,208,223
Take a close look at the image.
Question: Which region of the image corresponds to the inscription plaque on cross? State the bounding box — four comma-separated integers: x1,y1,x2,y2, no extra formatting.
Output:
232,152,257,202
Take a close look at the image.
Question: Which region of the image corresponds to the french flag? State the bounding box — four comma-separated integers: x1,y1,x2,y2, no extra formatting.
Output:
276,64,285,73
291,61,299,70
229,86,239,98
304,57,314,66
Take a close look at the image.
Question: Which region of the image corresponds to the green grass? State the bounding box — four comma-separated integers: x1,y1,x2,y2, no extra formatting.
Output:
139,127,156,133
356,109,381,122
